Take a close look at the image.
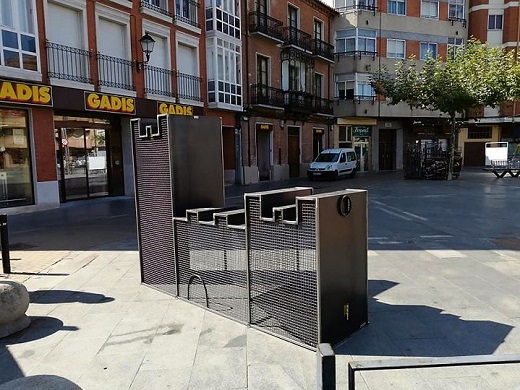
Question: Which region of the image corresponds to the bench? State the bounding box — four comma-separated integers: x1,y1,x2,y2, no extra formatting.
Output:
490,159,520,178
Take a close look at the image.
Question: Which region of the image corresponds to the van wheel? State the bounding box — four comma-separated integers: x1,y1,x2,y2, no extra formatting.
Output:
350,169,357,178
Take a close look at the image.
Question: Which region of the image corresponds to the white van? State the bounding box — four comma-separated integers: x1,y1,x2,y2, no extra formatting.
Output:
307,148,358,180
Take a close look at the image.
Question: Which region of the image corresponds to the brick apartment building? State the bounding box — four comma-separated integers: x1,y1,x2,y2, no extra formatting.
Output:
240,0,337,183
460,0,520,166
0,0,209,212
332,0,468,172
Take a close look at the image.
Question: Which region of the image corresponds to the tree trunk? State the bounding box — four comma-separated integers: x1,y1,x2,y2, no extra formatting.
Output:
447,113,456,181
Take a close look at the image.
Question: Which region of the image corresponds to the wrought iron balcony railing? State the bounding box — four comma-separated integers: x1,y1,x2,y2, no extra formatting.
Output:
46,41,92,84
312,39,334,61
283,27,312,52
250,84,284,107
145,65,174,97
313,96,333,115
145,65,202,102
335,50,377,60
177,71,202,102
248,11,284,42
284,90,314,113
175,0,200,28
97,53,134,91
140,0,172,17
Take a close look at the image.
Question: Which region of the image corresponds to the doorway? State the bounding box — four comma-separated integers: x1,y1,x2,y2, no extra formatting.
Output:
257,129,271,181
312,128,324,160
54,116,121,201
379,129,395,171
354,141,369,172
288,126,300,178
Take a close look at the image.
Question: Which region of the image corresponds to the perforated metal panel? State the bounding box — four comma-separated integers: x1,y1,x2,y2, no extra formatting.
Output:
132,117,177,295
174,209,248,322
247,195,318,347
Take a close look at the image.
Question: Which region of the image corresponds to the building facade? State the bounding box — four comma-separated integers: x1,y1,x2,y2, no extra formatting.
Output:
332,0,468,172
463,0,520,165
0,0,205,212
240,0,337,183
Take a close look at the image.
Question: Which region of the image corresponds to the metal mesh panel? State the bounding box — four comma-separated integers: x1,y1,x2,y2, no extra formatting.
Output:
247,197,318,347
132,118,176,295
175,212,248,322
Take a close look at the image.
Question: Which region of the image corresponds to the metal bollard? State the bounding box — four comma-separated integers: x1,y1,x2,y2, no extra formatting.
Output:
0,213,10,274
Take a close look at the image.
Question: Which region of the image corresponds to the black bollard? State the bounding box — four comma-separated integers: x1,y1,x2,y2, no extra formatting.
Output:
0,213,10,273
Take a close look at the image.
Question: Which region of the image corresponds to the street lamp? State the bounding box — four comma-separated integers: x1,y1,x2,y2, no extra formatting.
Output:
136,32,155,72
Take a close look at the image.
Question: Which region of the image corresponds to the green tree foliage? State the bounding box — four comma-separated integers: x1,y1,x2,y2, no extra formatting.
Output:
372,39,520,179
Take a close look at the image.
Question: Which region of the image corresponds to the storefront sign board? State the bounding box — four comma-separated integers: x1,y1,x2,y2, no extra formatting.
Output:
0,80,52,106
84,92,136,114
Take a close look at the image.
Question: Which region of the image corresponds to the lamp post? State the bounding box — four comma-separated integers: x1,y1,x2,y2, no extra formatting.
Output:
136,32,155,72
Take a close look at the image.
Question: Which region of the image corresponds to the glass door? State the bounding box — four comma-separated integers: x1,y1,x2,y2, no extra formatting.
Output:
354,141,370,172
55,126,109,201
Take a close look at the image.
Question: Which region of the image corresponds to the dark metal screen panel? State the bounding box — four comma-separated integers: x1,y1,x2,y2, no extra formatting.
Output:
247,194,318,347
174,208,248,322
132,117,177,295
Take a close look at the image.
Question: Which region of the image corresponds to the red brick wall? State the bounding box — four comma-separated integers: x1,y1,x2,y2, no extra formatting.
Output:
31,108,56,182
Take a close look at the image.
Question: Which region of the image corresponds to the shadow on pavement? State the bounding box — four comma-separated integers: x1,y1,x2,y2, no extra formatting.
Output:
335,280,512,358
29,289,114,304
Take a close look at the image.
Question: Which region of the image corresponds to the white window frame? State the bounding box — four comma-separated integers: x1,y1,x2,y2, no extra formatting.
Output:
388,0,405,15
387,38,405,59
420,0,438,19
447,37,463,58
488,14,503,30
0,0,41,80
335,29,376,56
420,42,437,60
448,0,464,20
176,31,202,105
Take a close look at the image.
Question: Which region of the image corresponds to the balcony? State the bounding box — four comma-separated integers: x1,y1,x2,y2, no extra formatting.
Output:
312,39,334,62
335,50,377,60
284,91,314,113
283,27,312,52
145,65,202,102
177,71,202,102
250,84,284,108
174,0,200,28
248,11,284,43
140,0,171,17
313,97,333,116
97,53,134,91
46,41,92,84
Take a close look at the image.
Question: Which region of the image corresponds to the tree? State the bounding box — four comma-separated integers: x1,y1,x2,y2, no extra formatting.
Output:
372,39,520,179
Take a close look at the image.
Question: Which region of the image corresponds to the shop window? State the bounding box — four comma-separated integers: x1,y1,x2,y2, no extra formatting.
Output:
339,125,351,148
468,127,492,139
0,109,34,207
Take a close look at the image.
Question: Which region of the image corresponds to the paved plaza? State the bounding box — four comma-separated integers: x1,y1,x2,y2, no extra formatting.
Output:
1,168,520,389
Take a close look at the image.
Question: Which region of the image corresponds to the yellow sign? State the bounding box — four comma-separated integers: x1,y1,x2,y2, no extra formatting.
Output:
158,102,193,116
85,92,135,114
257,123,273,131
0,80,52,106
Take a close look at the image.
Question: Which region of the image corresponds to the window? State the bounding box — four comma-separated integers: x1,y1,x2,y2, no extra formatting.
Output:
256,0,267,13
257,55,269,86
468,127,492,139
488,14,503,30
0,0,37,71
447,38,463,58
314,73,323,97
338,125,351,148
0,108,34,207
207,37,242,107
420,42,437,60
335,0,376,10
205,0,240,38
142,0,169,15
387,39,405,59
335,29,376,56
388,0,405,15
356,82,375,99
175,0,198,27
421,0,438,19
288,5,298,29
448,0,464,20
314,19,323,41
289,64,300,91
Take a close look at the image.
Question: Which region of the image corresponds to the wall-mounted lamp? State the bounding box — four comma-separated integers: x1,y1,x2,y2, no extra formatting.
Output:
135,32,155,73
280,119,285,128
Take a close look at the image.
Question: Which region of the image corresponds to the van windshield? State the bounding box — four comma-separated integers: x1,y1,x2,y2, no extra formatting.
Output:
315,152,339,162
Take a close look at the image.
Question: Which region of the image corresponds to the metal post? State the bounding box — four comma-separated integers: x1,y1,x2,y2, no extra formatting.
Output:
0,213,10,273
316,343,335,390
348,363,355,390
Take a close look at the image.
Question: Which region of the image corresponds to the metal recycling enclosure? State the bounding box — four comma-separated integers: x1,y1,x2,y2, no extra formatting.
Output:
132,115,368,349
